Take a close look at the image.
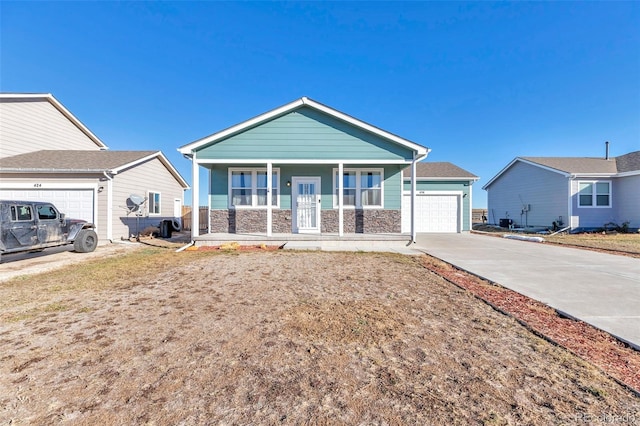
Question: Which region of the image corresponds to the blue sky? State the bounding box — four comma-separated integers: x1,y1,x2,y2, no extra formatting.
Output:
2,1,639,208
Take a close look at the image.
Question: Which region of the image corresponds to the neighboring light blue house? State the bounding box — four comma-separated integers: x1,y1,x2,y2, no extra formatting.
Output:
483,149,640,231
402,162,478,233
178,97,430,240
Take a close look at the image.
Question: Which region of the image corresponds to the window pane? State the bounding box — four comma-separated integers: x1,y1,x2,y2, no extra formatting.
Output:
232,189,252,206
344,189,356,205
361,189,382,206
596,195,609,206
579,194,592,206
257,172,267,188
257,188,268,206
344,172,356,188
149,193,160,214
361,171,381,189
232,172,251,188
596,182,609,194
578,183,592,194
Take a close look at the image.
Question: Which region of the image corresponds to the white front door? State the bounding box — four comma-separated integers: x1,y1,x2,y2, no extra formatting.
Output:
292,177,321,233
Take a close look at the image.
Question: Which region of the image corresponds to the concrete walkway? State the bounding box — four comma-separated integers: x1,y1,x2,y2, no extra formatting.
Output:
414,233,640,350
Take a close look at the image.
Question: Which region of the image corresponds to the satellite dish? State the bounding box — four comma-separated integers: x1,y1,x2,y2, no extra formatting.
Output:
129,194,145,206
126,194,147,213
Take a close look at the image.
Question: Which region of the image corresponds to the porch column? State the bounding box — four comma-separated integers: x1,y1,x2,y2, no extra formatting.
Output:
411,154,417,243
267,162,273,236
191,151,199,239
338,162,344,236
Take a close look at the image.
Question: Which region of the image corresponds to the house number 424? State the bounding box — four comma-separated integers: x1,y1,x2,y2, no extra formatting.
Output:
33,183,42,188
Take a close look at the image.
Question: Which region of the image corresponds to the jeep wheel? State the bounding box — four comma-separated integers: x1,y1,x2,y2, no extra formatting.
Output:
74,229,98,253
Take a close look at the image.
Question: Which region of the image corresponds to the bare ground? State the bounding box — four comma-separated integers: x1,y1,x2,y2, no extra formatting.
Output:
1,249,639,424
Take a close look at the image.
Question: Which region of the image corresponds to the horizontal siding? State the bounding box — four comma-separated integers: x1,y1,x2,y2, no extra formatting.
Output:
615,175,640,229
0,99,101,158
209,164,403,210
570,179,618,229
196,108,413,161
112,158,185,240
487,161,568,228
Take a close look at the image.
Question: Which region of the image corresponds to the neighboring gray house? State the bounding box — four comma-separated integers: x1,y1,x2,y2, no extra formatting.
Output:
178,97,433,240
0,93,189,242
402,162,478,233
483,150,640,231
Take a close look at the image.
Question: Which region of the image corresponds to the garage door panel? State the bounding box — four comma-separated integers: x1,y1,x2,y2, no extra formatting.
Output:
402,194,459,233
0,189,94,223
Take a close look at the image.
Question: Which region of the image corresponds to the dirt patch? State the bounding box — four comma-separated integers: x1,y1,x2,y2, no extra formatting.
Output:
0,250,638,424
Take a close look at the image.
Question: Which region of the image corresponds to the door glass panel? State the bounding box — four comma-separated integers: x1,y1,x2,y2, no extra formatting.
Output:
297,182,317,229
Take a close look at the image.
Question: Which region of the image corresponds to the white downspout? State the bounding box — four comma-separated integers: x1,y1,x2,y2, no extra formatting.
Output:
191,151,200,239
102,171,114,242
411,153,417,243
267,162,273,236
338,162,344,236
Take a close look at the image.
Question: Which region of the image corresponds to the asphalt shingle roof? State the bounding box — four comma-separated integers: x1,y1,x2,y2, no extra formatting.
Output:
0,150,158,172
403,162,478,179
521,151,640,174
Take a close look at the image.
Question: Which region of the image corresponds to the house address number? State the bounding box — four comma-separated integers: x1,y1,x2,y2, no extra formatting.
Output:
33,183,42,188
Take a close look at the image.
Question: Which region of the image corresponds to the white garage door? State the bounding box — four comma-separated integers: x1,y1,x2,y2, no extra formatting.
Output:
0,189,95,223
402,194,459,233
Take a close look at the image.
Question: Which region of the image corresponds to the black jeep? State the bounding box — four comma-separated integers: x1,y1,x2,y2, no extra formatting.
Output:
0,200,98,262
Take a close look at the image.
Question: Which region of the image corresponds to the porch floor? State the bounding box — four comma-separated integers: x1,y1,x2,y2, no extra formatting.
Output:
192,232,420,254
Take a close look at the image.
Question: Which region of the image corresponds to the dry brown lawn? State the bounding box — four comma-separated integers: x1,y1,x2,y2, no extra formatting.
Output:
1,248,639,424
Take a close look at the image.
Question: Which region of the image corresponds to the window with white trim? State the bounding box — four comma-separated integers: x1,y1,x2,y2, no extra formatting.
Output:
333,168,383,208
148,191,161,215
578,181,611,207
229,168,279,208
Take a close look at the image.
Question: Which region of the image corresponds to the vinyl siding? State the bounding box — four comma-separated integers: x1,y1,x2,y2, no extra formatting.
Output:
615,175,640,229
486,161,568,227
570,178,624,229
112,157,184,240
403,180,473,231
209,164,404,210
196,108,414,162
0,99,101,158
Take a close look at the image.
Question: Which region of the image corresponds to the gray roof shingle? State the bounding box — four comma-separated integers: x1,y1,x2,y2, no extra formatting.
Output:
403,162,478,179
0,150,159,172
521,151,640,174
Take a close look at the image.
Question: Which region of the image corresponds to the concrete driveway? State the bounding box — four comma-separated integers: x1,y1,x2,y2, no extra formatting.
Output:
414,233,640,349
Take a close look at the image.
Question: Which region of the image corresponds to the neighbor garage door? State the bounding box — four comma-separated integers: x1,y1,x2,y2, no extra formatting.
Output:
0,189,95,223
402,194,459,233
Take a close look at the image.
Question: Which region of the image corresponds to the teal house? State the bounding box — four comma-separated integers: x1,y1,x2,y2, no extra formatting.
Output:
178,97,431,240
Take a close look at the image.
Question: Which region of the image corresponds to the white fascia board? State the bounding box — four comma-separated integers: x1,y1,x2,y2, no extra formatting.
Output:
1,93,109,149
112,151,190,189
0,181,98,189
195,158,413,165
404,177,479,182
178,97,430,158
482,157,570,190
402,190,463,196
0,168,106,173
570,173,617,179
616,170,640,177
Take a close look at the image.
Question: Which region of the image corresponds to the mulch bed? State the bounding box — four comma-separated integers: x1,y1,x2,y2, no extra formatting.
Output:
420,256,640,394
